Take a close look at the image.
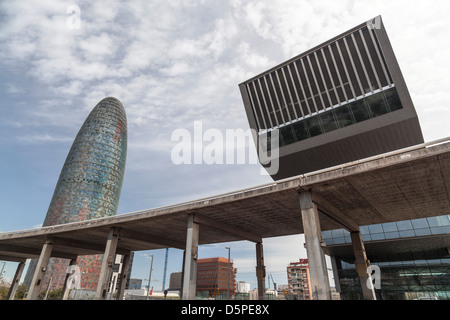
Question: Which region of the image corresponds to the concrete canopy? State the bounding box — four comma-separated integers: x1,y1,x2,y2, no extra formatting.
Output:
0,138,449,262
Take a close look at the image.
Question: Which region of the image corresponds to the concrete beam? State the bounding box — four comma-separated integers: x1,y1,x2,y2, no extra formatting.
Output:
6,262,25,300
52,237,109,254
182,214,199,300
311,192,359,232
0,254,28,263
96,227,120,300
255,242,266,300
27,239,53,300
350,231,376,300
119,228,185,250
193,213,262,243
299,191,331,300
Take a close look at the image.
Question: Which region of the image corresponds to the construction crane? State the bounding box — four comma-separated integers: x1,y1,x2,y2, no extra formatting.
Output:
269,274,277,291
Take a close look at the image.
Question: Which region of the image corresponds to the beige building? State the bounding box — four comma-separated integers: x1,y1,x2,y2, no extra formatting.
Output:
287,259,312,300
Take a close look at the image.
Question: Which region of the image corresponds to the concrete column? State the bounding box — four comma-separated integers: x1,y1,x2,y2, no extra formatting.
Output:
96,227,120,300
116,253,131,300
255,242,266,300
350,231,376,300
182,214,199,300
6,261,25,300
61,258,77,300
28,239,53,300
299,191,331,300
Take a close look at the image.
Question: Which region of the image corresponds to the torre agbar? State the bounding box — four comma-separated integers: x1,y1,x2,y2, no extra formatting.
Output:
24,97,127,294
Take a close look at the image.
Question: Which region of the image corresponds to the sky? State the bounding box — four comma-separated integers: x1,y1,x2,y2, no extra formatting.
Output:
0,0,450,292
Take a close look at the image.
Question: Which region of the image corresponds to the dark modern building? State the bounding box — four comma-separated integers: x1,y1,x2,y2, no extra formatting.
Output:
24,97,127,294
239,16,423,179
324,214,450,300
239,16,449,300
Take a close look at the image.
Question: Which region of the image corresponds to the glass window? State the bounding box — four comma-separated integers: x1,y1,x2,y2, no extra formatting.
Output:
384,231,400,239
280,125,296,146
382,222,397,233
384,88,402,111
292,120,309,141
368,224,383,234
322,230,332,239
399,230,415,238
372,233,386,241
396,220,413,231
333,237,346,244
430,225,450,235
427,215,450,227
331,229,344,238
360,226,370,235
319,110,338,133
414,228,431,236
411,218,429,229
333,105,354,128
366,92,389,117
349,100,371,122
305,115,323,137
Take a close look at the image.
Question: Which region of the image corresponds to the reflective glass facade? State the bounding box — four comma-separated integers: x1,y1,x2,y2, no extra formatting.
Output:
323,215,450,245
324,215,450,300
277,87,402,146
24,97,127,293
243,23,394,133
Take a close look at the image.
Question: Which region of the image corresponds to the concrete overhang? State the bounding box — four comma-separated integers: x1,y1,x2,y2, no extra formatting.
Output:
0,138,449,261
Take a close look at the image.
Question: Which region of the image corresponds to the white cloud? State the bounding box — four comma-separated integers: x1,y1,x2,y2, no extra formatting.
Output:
17,134,73,144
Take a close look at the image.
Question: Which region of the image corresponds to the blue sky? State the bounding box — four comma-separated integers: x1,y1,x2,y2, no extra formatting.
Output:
1,0,449,291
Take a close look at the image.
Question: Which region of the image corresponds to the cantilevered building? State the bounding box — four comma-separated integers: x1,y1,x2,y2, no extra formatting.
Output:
239,16,423,179
24,97,127,294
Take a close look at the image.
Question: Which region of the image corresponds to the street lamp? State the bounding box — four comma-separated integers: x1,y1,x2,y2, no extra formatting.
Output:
225,247,230,300
146,254,154,300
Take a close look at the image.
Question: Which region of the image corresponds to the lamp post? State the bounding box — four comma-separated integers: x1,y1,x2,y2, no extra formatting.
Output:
225,247,230,300
146,254,154,300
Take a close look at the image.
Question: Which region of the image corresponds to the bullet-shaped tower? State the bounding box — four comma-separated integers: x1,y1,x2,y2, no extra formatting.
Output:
25,97,127,293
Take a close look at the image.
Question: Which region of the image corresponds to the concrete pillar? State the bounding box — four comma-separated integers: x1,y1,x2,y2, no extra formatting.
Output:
61,258,77,300
350,231,376,300
6,261,25,300
28,239,53,300
180,250,186,298
116,253,131,300
96,227,120,300
255,242,266,300
182,214,199,300
299,191,331,300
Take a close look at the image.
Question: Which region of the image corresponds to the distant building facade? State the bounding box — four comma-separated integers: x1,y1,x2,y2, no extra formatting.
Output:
287,259,312,300
127,278,143,290
169,272,183,292
197,257,236,298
